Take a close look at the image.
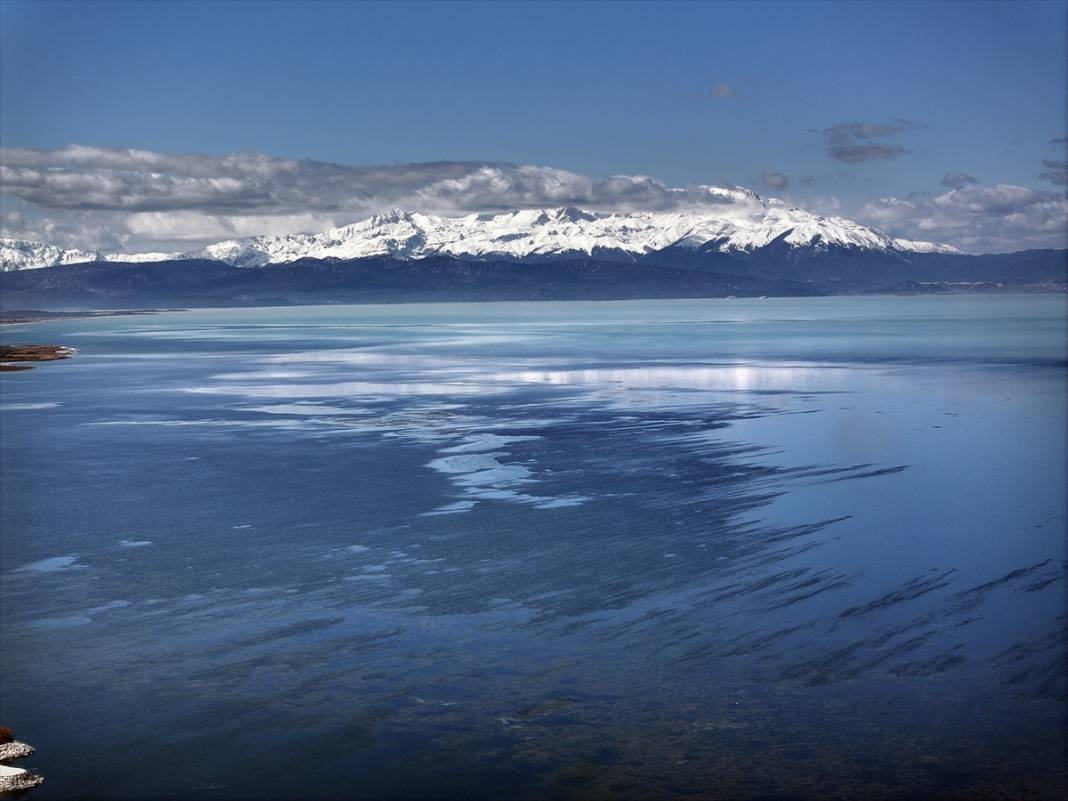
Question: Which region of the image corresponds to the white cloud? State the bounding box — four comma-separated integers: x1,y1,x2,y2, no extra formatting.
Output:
2,145,1066,254
123,211,342,242
803,195,844,216
859,184,1068,252
0,145,768,251
0,145,749,216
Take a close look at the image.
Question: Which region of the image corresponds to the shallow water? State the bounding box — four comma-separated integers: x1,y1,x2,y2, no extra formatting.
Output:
1,295,1066,800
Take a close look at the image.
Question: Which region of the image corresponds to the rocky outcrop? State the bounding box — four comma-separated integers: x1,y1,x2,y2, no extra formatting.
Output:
0,737,43,793
0,766,44,793
0,344,76,371
0,743,33,762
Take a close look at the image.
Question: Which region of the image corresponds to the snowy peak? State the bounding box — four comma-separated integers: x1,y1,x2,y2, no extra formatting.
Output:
893,238,963,255
104,251,183,263
0,238,183,271
0,238,100,272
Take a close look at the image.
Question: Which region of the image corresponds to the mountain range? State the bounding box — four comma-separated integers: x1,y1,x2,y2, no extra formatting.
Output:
1,199,1064,308
1,195,964,270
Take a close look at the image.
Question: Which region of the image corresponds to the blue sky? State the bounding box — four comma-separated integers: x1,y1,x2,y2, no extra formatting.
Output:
1,0,1066,252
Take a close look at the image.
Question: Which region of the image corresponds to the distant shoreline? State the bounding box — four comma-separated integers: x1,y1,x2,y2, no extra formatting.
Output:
0,309,176,327
1,287,1065,325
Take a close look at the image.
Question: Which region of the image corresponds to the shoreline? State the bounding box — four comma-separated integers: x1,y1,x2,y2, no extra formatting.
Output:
0,739,43,792
0,308,175,327
0,289,1064,326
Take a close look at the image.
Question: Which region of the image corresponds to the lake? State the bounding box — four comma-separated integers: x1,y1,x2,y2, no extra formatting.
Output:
1,295,1066,800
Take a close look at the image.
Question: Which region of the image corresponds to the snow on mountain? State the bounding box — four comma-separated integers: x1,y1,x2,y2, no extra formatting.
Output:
178,202,907,267
0,238,100,271
892,238,963,255
0,238,182,270
104,251,181,263
2,199,961,270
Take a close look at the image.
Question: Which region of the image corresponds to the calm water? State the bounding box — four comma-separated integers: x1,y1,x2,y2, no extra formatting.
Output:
1,296,1066,800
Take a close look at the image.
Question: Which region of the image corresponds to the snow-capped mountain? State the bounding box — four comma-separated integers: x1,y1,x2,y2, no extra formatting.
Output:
2,200,960,270
0,238,101,272
184,204,913,268
179,201,959,267
892,238,962,255
0,238,179,272
103,251,182,263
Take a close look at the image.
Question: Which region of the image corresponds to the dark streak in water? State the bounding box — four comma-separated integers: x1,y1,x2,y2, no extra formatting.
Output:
838,569,959,619
822,464,909,482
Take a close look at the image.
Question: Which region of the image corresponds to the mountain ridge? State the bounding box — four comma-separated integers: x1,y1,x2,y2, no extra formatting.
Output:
1,202,963,271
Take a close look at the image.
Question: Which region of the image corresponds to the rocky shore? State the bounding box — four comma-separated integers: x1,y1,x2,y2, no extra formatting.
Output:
0,731,43,793
0,344,76,371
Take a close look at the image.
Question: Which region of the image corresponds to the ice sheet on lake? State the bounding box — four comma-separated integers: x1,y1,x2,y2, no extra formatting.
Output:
244,403,373,416
421,500,479,516
425,445,589,512
185,380,508,399
440,434,542,453
13,555,82,573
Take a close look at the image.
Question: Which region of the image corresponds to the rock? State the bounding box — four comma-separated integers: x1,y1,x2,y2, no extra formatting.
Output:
0,742,33,762
0,344,75,371
0,764,45,793
0,344,76,362
0,739,43,793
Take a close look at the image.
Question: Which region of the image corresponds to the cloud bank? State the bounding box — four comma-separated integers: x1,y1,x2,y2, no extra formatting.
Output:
0,145,753,216
1,144,1065,254
0,145,762,251
859,184,1067,253
0,144,773,250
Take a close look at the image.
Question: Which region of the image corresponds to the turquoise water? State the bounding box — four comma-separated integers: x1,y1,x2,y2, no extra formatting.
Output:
2,295,1066,800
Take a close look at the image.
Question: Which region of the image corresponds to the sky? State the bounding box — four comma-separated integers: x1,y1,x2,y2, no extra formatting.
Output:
0,0,1065,254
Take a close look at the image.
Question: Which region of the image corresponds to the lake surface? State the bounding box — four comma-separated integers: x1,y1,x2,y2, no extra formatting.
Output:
2,295,1066,800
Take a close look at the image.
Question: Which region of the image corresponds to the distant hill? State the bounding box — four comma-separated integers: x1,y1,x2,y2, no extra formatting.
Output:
0,257,825,309
1,250,1063,310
